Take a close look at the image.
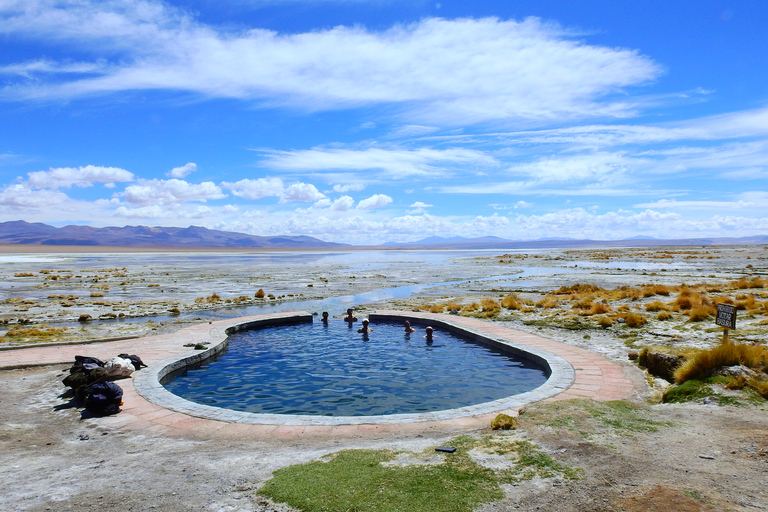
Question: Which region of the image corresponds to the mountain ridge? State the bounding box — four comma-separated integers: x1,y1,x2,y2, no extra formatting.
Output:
0,221,346,248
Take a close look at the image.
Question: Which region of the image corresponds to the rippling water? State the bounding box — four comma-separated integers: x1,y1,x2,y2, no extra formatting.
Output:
163,320,548,416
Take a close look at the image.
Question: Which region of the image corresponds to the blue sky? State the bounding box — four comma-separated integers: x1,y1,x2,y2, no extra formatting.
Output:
1,0,767,245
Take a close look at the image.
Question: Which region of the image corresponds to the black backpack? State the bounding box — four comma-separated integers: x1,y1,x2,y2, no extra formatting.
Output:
83,381,123,416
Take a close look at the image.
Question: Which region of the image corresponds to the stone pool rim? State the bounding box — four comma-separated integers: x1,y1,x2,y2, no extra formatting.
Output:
134,311,575,425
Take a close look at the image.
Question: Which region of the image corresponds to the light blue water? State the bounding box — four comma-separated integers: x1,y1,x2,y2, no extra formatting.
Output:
163,320,548,416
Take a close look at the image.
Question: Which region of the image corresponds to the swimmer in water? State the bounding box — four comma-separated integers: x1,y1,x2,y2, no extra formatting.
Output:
321,311,329,323
404,320,415,333
357,318,373,334
424,326,435,345
344,308,358,322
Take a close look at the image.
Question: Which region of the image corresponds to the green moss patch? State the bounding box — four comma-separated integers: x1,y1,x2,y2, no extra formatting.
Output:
258,434,581,512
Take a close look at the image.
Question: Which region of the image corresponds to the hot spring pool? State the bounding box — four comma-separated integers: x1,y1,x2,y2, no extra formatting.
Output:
162,319,549,416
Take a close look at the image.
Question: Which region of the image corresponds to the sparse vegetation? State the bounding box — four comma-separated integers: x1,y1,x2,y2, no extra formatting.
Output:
259,434,581,512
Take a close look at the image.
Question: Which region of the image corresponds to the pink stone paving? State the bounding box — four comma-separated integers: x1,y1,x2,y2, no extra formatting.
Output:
2,311,644,440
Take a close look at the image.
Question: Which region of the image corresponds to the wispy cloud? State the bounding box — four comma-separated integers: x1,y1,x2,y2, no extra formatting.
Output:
1,4,661,126
259,147,499,179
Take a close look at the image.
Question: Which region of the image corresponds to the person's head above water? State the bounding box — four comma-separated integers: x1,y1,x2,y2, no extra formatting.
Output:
357,318,372,333
321,311,329,320
425,326,434,336
404,320,415,332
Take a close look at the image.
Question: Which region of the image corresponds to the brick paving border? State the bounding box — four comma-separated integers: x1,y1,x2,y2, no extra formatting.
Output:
0,311,642,439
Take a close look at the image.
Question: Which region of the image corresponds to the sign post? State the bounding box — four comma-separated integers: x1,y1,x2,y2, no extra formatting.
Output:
715,303,737,343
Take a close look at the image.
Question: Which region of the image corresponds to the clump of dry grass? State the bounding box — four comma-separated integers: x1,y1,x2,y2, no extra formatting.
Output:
443,302,463,312
597,316,613,328
553,283,603,297
732,276,765,290
622,313,647,328
535,295,560,309
195,293,221,304
5,325,68,338
14,273,34,277
500,292,523,310
255,289,266,299
687,305,716,322
575,302,610,316
657,311,673,320
644,301,669,312
641,284,671,297
480,298,500,313
674,342,768,383
428,304,444,313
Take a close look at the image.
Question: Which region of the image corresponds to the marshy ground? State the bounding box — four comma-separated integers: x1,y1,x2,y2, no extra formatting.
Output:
1,245,767,511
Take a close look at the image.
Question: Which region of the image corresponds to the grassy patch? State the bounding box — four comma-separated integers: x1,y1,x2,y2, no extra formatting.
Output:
662,376,761,406
520,399,675,439
258,434,581,512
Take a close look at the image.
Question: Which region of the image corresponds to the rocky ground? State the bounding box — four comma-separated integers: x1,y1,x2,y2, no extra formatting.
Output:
1,245,767,511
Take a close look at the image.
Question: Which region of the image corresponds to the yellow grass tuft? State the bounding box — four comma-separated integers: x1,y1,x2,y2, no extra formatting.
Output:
644,301,669,312
5,325,68,338
674,342,768,383
500,293,523,310
623,313,647,328
535,295,560,309
687,305,716,322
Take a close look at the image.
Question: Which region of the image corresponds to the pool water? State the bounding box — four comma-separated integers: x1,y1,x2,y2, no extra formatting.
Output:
163,320,548,416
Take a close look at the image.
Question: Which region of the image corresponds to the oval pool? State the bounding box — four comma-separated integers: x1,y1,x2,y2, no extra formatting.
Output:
162,320,549,416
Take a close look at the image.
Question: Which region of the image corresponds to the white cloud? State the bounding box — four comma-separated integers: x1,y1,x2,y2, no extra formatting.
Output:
26,165,134,189
167,162,197,178
281,182,326,202
0,183,69,209
472,213,509,229
331,195,355,211
223,177,285,200
409,201,432,208
357,193,392,210
222,177,326,202
121,179,226,205
112,204,167,219
262,147,499,178
333,183,366,193
1,8,661,125
388,125,441,138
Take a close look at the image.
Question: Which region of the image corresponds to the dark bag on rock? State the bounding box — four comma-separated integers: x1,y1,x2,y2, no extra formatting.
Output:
83,381,123,416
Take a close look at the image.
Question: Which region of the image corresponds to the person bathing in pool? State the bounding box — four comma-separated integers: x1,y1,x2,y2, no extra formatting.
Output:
404,320,415,333
357,319,373,334
424,326,435,345
344,308,358,322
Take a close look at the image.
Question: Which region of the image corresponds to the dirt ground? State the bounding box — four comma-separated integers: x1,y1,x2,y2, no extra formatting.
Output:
1,365,766,512
1,245,767,511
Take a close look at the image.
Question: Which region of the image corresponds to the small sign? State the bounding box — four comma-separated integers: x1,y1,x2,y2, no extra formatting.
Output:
715,303,737,330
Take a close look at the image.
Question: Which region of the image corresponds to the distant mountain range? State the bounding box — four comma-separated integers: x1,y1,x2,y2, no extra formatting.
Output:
381,234,768,250
0,221,346,248
1,221,766,249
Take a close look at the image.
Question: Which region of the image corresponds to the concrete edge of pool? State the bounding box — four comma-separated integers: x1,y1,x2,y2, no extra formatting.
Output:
133,311,576,426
